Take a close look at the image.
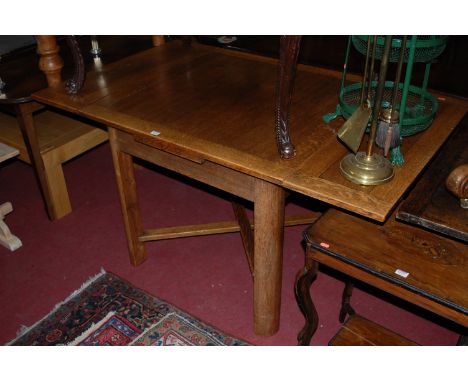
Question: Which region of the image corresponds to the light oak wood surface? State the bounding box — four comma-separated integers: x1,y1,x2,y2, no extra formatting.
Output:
31,40,468,336
33,41,468,222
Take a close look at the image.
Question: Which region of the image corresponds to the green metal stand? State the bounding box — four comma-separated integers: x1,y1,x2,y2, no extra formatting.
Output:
325,35,447,167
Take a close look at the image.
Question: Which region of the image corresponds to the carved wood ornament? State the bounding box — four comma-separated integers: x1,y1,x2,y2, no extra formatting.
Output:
275,36,302,159
65,36,85,94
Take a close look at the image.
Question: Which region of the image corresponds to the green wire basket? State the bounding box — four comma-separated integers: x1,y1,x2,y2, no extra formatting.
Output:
339,80,438,137
325,35,447,138
351,35,448,63
324,35,449,166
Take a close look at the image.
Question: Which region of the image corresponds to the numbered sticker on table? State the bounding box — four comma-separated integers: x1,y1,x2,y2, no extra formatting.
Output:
395,269,410,278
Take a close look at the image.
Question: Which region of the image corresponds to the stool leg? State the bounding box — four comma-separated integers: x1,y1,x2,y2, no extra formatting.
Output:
339,279,356,323
295,244,319,345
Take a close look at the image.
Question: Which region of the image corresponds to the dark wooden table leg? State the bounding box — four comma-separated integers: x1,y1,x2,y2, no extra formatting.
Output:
457,335,467,346
108,127,147,266
295,244,319,345
339,280,356,323
253,179,285,336
275,35,301,159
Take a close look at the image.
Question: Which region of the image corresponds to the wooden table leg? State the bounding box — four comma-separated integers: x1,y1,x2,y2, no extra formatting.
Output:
108,128,146,266
15,102,72,220
253,179,285,336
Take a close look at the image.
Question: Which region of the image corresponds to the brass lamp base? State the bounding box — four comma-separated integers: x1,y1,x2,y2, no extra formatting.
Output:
340,152,394,185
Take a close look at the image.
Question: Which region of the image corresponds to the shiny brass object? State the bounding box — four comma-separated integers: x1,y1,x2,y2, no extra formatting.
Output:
379,108,400,124
337,36,374,153
337,104,371,153
340,152,394,185
340,35,394,186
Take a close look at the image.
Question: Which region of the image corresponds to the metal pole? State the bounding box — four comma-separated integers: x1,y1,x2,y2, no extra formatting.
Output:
399,35,417,126
367,35,392,157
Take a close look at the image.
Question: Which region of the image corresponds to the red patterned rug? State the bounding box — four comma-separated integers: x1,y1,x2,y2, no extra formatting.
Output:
8,270,247,346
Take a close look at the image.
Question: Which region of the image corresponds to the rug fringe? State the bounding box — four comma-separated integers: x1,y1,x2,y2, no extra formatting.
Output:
51,267,107,311
6,268,107,345
15,325,31,338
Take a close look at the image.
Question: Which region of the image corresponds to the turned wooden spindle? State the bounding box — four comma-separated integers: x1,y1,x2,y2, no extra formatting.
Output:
35,35,64,88
446,164,468,208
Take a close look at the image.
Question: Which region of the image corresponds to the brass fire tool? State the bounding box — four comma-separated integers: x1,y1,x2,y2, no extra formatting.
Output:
376,36,407,157
340,35,395,186
337,36,375,153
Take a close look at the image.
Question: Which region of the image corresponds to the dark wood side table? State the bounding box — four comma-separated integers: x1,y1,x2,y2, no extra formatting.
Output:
295,116,468,345
397,113,468,242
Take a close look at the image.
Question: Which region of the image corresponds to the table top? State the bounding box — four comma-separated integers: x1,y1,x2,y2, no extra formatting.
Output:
32,41,468,222
397,115,468,242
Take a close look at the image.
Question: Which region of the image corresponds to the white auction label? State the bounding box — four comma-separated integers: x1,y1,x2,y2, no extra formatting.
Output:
395,269,410,278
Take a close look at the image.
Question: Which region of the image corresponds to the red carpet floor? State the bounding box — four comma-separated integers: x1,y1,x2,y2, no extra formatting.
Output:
0,142,461,345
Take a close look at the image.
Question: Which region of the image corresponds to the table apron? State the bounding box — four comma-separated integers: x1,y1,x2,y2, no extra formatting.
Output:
312,250,468,327
110,128,258,202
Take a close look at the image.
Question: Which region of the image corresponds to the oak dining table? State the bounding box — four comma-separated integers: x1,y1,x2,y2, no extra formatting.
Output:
31,38,468,336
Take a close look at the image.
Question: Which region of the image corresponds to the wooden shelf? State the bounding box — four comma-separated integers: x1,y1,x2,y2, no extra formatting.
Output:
329,315,418,346
0,109,108,164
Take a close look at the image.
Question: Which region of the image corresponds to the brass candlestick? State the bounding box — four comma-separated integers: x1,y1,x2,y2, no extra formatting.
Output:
340,35,394,186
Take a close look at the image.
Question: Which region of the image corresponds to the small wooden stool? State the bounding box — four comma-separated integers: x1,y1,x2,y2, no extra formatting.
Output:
0,142,22,251
295,209,468,345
